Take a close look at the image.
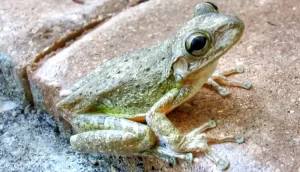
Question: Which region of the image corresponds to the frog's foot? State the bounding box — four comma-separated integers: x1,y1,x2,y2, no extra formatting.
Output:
179,120,244,170
134,146,193,166
207,65,252,96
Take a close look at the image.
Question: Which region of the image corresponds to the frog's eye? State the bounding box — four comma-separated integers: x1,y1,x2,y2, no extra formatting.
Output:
206,2,218,12
185,32,210,56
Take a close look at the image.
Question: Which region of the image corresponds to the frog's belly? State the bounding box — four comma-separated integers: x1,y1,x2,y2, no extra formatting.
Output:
96,92,166,122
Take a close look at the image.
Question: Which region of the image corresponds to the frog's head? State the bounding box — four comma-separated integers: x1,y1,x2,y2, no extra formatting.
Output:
171,2,244,80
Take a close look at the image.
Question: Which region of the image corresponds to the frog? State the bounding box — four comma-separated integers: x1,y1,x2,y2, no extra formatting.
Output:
56,2,251,170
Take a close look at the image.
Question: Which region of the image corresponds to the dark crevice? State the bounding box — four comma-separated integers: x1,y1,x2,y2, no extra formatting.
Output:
128,0,149,7
21,67,34,105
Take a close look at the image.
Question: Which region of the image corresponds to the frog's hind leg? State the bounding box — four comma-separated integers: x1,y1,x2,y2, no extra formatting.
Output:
206,65,252,96
70,114,155,154
70,114,188,165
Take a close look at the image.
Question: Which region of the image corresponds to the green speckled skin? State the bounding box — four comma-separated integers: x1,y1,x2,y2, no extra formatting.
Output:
56,2,247,169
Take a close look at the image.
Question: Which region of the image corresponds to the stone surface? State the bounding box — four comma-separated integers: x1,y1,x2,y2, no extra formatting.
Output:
2,0,300,171
0,0,137,105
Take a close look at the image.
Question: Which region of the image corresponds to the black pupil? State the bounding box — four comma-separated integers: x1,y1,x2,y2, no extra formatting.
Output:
206,2,218,11
191,36,207,51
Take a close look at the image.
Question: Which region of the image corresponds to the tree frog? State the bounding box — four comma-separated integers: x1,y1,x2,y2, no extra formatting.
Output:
57,2,251,170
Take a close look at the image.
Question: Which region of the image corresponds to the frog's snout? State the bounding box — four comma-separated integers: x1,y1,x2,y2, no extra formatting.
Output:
217,15,245,41
231,15,245,32
210,15,245,57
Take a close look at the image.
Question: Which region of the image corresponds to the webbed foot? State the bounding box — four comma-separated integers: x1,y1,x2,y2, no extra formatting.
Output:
179,120,244,170
207,65,252,96
137,146,193,166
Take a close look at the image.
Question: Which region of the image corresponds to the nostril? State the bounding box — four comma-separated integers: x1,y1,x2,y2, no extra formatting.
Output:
228,23,235,28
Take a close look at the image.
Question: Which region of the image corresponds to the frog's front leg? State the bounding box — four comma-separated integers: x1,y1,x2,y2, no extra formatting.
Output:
207,65,252,96
69,114,190,165
146,88,243,170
